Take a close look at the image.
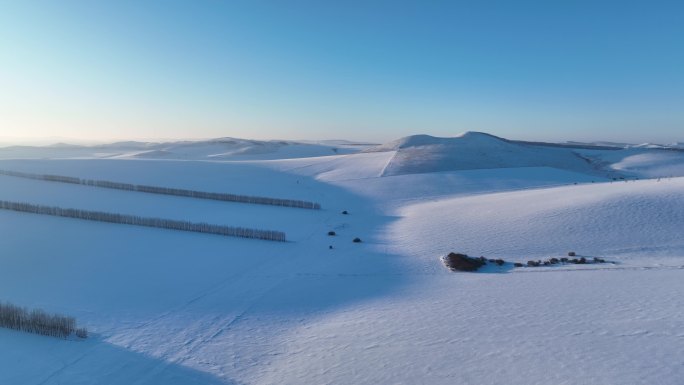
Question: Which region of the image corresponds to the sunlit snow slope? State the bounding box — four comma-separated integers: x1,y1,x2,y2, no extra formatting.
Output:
366,132,603,176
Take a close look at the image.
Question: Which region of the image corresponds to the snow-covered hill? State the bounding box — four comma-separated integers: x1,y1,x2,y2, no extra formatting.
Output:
366,132,608,177
364,131,684,179
1,133,684,384
387,177,684,268
578,147,684,178
0,138,369,160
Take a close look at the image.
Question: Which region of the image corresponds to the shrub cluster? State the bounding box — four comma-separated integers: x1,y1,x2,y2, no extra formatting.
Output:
0,302,87,339
524,256,608,267
442,253,485,272
0,169,321,210
442,253,610,271
0,200,286,242
486,258,505,266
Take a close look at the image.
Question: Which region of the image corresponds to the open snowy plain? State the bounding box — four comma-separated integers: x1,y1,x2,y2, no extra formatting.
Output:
1,132,683,384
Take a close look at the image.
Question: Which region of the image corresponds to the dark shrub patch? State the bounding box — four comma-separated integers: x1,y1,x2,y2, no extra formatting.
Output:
518,256,609,268
495,259,505,266
568,251,576,257
328,231,336,236
342,210,349,215
479,257,488,264
442,253,485,272
352,237,362,243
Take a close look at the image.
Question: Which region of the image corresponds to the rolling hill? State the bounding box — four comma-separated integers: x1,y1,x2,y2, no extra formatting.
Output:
1,133,684,384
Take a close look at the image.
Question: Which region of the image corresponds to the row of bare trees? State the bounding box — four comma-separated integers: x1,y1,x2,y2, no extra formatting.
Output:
0,200,287,242
0,302,87,339
0,169,321,210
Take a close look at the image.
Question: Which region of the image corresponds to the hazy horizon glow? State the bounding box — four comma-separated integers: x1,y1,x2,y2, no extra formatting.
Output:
1,1,683,144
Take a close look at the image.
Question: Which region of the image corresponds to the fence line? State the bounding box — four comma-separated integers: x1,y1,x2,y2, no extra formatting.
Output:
0,169,321,210
0,301,87,339
0,200,287,242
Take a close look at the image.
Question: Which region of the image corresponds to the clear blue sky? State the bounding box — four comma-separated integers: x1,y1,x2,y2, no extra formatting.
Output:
1,0,682,143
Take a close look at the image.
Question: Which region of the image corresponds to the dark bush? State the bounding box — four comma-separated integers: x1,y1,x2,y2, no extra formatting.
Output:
328,231,336,236
342,210,349,215
514,262,524,267
560,257,569,263
352,237,362,243
593,257,606,263
578,257,587,264
527,260,541,267
568,251,576,257
549,258,560,264
494,259,505,266
442,253,485,272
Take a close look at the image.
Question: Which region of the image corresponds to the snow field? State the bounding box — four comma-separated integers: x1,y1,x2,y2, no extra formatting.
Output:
1,134,684,384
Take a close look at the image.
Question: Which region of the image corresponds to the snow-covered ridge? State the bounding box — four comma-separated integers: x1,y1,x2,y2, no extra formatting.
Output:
0,137,372,160
364,132,603,176
367,131,509,151
360,131,684,178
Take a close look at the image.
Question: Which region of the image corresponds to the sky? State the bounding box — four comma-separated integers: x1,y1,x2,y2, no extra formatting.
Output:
0,0,683,144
